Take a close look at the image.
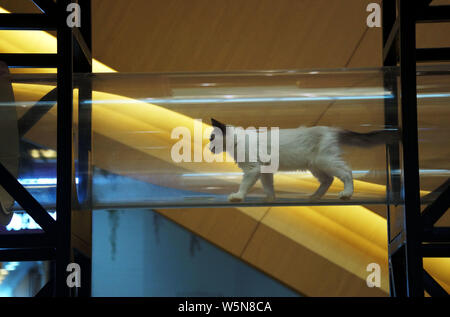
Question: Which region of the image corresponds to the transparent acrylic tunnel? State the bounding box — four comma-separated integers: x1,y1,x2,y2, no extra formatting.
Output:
3,66,450,212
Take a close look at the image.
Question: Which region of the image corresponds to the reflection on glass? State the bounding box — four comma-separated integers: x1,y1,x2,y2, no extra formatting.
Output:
0,261,50,297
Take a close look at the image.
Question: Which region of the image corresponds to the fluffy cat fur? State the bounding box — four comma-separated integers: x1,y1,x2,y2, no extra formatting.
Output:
209,118,397,202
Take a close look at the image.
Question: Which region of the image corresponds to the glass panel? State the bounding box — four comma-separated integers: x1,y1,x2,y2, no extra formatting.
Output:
88,69,390,208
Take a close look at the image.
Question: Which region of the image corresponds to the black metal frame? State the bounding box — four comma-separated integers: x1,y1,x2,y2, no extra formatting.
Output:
382,0,450,297
0,0,92,297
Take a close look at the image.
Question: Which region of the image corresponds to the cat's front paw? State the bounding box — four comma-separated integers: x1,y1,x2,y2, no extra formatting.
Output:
228,193,244,202
338,191,352,200
264,194,276,202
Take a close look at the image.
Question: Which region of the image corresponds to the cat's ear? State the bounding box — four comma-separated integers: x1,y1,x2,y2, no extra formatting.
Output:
211,118,227,134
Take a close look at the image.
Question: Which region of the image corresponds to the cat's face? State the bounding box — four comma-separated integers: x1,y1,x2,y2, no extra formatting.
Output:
209,118,227,154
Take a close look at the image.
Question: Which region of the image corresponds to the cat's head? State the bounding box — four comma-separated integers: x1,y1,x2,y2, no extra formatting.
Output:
209,118,228,154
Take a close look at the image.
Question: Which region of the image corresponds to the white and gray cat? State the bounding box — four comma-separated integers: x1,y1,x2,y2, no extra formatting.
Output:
209,118,397,202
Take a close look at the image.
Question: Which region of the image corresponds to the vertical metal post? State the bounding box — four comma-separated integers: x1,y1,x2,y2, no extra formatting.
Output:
56,0,74,297
73,0,93,296
397,0,423,297
382,0,400,297
382,0,400,210
76,0,93,208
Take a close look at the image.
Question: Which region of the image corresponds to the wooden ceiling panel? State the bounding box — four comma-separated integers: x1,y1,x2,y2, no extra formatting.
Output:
91,0,373,72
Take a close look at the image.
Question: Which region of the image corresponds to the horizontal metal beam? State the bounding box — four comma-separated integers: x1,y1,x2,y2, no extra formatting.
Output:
0,248,55,261
0,162,56,234
0,233,55,248
0,53,57,68
423,227,450,243
422,243,450,257
416,48,450,62
423,269,449,297
0,14,56,30
416,5,450,23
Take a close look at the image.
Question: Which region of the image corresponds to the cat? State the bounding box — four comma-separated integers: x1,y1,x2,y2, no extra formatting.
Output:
208,118,397,202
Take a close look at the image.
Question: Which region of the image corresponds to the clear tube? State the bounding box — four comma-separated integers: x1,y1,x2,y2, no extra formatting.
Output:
3,65,449,210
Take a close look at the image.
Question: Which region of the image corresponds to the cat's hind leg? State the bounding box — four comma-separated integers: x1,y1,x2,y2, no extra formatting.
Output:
260,172,275,202
309,168,334,201
228,166,261,202
323,162,353,200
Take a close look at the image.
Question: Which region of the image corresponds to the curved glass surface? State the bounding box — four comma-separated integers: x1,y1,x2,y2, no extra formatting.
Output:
2,66,450,211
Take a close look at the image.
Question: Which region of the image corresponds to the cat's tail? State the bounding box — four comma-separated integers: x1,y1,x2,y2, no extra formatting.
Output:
337,129,399,147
